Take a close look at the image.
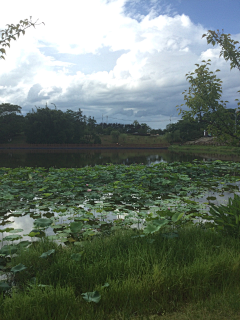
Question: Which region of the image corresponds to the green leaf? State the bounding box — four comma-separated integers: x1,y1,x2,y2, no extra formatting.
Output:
172,212,184,222
81,291,101,303
0,245,18,255
9,229,24,233
143,219,169,234
70,222,83,234
101,282,110,289
34,218,53,228
3,234,22,241
0,282,11,292
11,263,27,273
70,251,84,261
39,249,55,258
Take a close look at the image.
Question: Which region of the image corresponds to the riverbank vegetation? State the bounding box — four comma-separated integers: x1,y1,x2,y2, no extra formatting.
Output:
1,225,240,320
169,144,240,156
1,161,240,319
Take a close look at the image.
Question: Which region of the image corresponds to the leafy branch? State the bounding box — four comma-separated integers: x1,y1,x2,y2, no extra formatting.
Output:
0,16,45,60
202,29,240,71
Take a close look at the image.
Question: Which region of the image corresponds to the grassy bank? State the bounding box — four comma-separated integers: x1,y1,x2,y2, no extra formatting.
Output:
1,225,240,319
100,134,168,146
4,133,169,146
169,144,240,156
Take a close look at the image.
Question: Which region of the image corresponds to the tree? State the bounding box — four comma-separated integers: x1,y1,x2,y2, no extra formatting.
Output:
0,16,45,60
25,106,75,144
165,118,203,143
202,29,240,71
0,103,24,142
177,59,240,145
0,103,22,116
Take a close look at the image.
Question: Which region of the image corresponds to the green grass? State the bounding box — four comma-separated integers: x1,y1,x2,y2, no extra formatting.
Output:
1,224,240,319
169,144,240,156
99,134,168,146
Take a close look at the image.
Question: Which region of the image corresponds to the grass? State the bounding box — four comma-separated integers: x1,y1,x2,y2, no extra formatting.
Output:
169,144,240,158
99,134,168,146
1,224,240,319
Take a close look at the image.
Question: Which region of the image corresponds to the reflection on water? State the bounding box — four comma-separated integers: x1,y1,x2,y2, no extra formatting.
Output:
0,149,205,168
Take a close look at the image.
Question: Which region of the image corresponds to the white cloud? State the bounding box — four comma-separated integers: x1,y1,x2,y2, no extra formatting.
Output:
0,0,239,129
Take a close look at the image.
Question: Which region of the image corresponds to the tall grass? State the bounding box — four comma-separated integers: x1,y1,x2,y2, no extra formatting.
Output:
1,225,240,319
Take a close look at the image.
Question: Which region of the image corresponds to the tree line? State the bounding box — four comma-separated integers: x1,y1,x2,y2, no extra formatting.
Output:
0,103,162,144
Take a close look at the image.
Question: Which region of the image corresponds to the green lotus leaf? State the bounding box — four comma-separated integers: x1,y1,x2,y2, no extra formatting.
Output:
9,229,24,233
70,251,84,261
0,282,11,292
11,263,27,273
0,228,14,233
17,240,31,248
0,245,18,255
28,231,40,237
172,212,184,222
34,218,53,228
143,219,169,234
70,222,83,233
81,291,101,303
3,234,22,241
39,249,55,258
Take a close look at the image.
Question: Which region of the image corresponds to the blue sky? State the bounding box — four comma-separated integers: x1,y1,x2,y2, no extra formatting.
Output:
0,0,239,129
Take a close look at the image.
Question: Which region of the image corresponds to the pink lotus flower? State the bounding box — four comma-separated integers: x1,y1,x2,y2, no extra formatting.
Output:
86,184,89,186
87,189,92,192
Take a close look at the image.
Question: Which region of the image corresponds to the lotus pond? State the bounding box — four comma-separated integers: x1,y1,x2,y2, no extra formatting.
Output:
0,160,240,246
1,160,240,319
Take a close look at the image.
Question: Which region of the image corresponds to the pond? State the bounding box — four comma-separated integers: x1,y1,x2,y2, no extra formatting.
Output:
1,148,240,168
0,158,240,256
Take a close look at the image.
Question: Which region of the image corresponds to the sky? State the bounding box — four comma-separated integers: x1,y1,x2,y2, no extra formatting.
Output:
0,0,239,129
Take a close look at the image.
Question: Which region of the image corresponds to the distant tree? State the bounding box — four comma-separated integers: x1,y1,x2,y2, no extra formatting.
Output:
0,16,45,60
138,123,150,135
25,106,75,144
0,103,24,142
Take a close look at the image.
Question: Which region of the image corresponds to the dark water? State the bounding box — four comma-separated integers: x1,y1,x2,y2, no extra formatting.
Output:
0,148,237,168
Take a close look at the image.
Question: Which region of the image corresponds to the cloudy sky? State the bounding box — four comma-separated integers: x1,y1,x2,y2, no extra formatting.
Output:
0,0,239,129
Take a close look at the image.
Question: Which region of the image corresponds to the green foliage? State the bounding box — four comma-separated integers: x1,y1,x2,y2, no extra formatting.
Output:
0,103,24,143
202,194,240,238
11,263,27,273
177,60,240,145
202,29,240,71
39,249,55,258
110,130,120,143
0,16,45,60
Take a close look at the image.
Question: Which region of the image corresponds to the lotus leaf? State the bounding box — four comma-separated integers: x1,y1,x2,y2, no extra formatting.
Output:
39,249,55,258
81,291,101,303
0,282,11,292
11,263,27,273
70,251,84,261
34,218,53,228
70,222,83,233
0,245,18,255
9,229,24,233
3,234,22,241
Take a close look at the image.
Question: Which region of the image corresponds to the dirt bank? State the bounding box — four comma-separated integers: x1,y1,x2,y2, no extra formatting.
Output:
184,137,225,146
